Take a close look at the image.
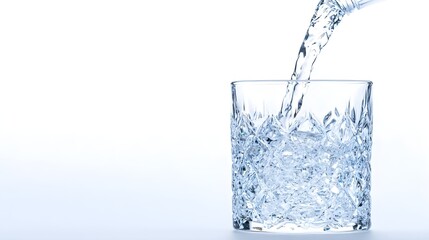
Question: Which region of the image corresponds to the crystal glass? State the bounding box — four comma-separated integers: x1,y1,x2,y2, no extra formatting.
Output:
231,80,372,232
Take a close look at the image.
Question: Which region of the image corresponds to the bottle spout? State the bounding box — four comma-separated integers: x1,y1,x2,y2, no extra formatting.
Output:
355,0,383,10
335,0,383,14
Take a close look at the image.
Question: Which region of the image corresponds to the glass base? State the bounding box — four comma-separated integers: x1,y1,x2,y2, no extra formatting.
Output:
233,220,371,233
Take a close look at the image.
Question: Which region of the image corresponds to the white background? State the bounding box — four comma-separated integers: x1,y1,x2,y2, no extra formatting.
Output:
1,0,428,239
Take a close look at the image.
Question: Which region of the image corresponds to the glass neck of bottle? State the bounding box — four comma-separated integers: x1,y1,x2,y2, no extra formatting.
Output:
334,0,374,14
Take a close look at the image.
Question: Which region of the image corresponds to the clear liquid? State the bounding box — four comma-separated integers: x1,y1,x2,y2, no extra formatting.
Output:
281,0,346,124
291,0,345,80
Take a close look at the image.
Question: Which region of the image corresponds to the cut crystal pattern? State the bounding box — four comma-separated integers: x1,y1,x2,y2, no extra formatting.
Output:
232,103,372,232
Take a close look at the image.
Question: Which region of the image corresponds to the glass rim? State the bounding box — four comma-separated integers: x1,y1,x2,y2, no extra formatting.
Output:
231,80,372,86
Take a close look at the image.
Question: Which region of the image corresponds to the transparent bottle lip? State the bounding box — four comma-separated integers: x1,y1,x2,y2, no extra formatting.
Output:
231,80,373,86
